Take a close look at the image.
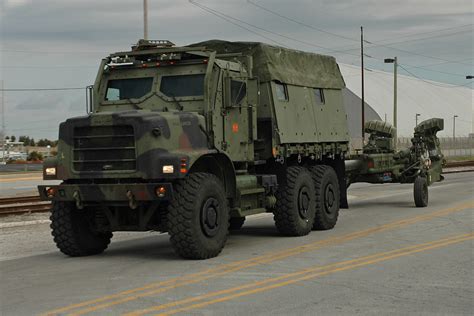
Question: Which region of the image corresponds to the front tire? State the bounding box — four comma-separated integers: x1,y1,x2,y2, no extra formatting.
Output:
414,176,428,207
274,166,316,236
310,165,340,230
50,201,112,257
168,173,229,259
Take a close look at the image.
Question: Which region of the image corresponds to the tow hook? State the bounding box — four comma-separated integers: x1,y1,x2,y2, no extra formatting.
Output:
73,191,84,210
126,190,138,210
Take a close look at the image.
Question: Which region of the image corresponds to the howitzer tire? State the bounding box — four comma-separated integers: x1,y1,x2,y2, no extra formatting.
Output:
229,217,246,231
274,166,316,236
168,172,229,259
414,176,428,207
50,201,112,257
310,165,340,230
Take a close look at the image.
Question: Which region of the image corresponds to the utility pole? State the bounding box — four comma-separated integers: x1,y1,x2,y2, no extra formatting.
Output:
384,57,398,148
360,26,365,143
1,80,5,164
143,0,149,39
416,113,420,126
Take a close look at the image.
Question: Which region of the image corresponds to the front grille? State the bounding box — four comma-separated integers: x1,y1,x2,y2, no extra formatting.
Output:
73,125,136,172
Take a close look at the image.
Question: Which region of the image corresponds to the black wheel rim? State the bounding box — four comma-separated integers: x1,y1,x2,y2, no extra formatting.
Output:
200,197,219,237
298,186,311,220
324,183,336,215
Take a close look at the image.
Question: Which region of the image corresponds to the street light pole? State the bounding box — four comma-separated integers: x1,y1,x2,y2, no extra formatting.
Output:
384,57,398,149
143,0,148,39
393,57,398,131
416,113,420,126
453,115,458,139
1,80,5,164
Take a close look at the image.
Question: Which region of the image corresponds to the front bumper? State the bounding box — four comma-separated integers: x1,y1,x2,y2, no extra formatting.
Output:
38,183,173,202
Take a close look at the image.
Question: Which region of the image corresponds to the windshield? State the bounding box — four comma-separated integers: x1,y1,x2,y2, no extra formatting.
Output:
105,77,153,101
160,74,205,97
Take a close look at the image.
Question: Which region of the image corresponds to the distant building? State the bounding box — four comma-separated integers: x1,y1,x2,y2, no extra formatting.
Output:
340,64,473,138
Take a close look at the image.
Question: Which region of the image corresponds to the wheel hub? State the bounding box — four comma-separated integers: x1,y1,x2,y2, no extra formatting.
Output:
201,197,219,237
324,184,335,214
298,186,311,219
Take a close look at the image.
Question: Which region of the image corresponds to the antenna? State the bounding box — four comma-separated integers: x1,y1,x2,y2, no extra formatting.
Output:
143,0,149,40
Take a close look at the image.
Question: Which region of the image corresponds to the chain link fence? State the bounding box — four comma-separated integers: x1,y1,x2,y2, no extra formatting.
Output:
397,136,474,158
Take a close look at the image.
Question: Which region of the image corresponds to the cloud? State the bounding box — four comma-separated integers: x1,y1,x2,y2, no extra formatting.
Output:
15,94,63,110
1,0,472,138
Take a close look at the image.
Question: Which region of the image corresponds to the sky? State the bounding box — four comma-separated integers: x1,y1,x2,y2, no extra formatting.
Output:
0,0,473,139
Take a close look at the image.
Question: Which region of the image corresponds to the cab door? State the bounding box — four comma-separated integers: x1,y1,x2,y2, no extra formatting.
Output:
222,73,255,162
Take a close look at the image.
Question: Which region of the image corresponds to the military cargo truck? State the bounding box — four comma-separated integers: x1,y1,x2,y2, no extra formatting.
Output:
38,39,350,259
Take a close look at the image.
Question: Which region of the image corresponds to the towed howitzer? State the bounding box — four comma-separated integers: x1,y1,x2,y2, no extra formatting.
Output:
346,118,445,207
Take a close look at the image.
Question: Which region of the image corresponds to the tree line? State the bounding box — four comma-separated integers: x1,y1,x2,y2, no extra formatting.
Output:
4,135,58,147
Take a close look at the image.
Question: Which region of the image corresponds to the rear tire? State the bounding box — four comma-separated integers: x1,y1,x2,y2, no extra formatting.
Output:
50,201,112,257
414,176,428,207
274,166,316,236
168,172,229,259
310,165,340,230
229,217,245,231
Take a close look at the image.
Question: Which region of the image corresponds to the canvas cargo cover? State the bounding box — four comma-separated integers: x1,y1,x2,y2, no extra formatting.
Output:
188,40,345,89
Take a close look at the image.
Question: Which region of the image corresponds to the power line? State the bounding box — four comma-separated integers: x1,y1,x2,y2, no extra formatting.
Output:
371,24,473,44
414,57,474,68
326,24,473,52
247,0,358,43
189,1,364,59
188,1,289,48
398,63,467,78
190,1,330,51
397,64,471,88
245,1,473,65
368,29,471,47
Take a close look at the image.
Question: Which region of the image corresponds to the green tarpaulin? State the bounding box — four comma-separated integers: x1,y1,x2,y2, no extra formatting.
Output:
188,40,345,89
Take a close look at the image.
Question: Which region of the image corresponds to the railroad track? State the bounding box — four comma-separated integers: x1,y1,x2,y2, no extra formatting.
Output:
0,160,472,216
0,196,51,216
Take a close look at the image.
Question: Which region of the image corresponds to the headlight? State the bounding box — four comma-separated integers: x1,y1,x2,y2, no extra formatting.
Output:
45,167,57,176
162,165,174,174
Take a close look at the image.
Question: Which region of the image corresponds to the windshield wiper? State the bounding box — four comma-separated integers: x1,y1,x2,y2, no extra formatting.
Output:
169,94,184,111
122,97,142,109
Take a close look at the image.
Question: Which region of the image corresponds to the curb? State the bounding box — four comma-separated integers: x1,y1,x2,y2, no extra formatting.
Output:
0,219,50,229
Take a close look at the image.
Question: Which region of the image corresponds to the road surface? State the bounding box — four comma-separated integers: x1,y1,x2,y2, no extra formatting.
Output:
0,172,473,315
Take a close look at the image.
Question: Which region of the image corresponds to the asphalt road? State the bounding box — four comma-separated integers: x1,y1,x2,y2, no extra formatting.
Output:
0,172,473,315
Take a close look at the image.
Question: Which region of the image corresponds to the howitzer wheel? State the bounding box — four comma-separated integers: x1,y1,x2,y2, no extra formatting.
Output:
310,165,340,230
168,172,229,259
50,201,112,257
414,176,429,207
229,217,246,231
274,166,316,236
